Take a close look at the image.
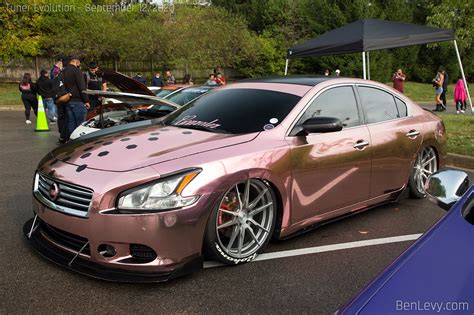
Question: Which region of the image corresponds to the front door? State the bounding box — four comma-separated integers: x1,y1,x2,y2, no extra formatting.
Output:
288,86,371,225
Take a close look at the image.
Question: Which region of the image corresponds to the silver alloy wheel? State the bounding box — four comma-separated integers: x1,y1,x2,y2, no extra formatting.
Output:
215,179,274,259
413,147,438,194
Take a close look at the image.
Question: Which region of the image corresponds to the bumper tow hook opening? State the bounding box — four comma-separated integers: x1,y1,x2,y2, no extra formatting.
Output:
98,244,117,258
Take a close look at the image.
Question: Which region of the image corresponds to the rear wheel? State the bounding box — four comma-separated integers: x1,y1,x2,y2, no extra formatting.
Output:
204,179,276,265
409,147,438,198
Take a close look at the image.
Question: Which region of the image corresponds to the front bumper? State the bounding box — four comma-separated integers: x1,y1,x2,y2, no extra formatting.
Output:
26,186,219,282
23,218,202,282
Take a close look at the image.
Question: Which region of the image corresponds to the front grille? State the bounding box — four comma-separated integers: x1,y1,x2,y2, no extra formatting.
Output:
35,173,93,217
41,222,91,256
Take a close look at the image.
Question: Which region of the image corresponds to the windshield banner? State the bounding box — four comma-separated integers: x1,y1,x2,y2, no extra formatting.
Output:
174,115,221,129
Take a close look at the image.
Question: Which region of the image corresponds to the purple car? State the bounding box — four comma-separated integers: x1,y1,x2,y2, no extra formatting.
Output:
338,170,473,314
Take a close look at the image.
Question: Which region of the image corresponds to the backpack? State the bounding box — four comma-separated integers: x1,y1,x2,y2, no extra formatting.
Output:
52,71,71,103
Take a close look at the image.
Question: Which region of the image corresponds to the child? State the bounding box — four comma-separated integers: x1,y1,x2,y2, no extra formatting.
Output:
454,79,467,114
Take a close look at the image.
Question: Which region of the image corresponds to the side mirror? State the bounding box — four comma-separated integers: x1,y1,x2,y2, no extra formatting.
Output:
425,170,470,210
299,117,343,135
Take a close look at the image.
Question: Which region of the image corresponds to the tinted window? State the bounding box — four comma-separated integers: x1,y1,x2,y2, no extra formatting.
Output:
163,89,301,134
297,86,360,128
395,98,407,117
358,87,399,123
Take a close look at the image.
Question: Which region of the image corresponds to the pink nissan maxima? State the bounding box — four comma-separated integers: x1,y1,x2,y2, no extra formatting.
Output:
24,77,446,282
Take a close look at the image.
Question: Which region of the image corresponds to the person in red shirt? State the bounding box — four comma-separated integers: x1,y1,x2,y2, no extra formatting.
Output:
215,73,226,85
214,67,226,85
391,68,406,93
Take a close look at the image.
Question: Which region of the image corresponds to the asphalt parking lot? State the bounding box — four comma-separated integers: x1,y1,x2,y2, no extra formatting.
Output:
1,111,472,314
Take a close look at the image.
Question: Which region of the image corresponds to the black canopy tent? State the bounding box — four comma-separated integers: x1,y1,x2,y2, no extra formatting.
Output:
286,19,472,112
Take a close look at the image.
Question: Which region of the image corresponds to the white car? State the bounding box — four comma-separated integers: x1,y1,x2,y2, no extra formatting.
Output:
70,91,179,139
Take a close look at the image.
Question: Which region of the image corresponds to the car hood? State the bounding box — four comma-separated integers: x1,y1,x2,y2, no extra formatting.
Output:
102,70,155,96
49,122,258,172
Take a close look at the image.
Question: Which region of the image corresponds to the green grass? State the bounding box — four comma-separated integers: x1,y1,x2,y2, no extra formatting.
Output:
0,83,21,106
385,81,456,103
437,113,474,157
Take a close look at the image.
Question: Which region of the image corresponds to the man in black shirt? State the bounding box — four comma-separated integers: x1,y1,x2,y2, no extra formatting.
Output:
84,62,107,111
62,56,90,140
133,73,147,85
36,69,57,123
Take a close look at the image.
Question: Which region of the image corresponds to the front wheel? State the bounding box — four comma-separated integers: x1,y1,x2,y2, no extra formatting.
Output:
204,179,276,265
409,146,438,198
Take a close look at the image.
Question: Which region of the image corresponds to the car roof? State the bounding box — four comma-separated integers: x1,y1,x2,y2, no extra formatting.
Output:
238,76,334,86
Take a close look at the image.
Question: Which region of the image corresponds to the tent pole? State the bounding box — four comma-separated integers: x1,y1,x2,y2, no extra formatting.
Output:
367,51,370,80
453,40,472,113
284,59,289,76
362,52,366,79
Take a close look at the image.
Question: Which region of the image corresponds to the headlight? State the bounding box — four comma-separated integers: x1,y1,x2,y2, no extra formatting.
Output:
117,169,200,212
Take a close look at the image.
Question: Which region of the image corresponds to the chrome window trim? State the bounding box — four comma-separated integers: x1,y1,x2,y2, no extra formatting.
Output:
33,173,92,218
286,83,415,136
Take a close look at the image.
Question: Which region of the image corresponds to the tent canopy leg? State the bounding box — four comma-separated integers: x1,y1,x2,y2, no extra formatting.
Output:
367,51,370,80
362,52,366,80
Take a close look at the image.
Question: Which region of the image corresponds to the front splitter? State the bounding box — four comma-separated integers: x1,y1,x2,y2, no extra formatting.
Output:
23,217,203,283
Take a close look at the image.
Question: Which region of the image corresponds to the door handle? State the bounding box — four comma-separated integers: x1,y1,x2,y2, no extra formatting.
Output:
406,130,420,138
353,140,370,150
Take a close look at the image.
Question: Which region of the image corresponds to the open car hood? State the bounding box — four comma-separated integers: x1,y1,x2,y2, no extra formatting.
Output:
101,70,155,96
84,90,179,109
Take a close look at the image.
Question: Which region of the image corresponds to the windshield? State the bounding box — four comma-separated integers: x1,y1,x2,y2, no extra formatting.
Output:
163,88,301,134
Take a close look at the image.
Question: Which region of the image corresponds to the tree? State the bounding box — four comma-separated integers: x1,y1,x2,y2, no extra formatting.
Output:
0,0,43,61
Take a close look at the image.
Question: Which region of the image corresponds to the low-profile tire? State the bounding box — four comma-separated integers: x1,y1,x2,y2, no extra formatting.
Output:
204,178,276,265
408,146,438,199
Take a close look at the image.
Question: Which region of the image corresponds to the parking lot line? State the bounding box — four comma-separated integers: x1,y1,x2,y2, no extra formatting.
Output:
203,233,422,268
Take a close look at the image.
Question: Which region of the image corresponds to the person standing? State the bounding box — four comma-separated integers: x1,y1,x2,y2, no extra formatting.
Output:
324,69,330,76
84,62,107,112
151,72,164,87
205,74,217,85
391,68,406,93
62,56,90,141
133,73,147,85
215,73,226,85
50,58,63,79
213,68,226,84
335,69,341,77
432,69,445,111
53,57,69,144
182,74,194,85
165,70,176,85
441,69,449,108
19,73,38,124
36,70,57,123
454,78,467,114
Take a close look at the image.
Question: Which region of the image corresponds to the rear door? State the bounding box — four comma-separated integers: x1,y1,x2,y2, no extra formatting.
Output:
287,85,371,223
356,85,423,198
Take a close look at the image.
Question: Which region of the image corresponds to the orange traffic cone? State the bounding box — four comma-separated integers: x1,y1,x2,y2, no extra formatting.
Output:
35,95,50,132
